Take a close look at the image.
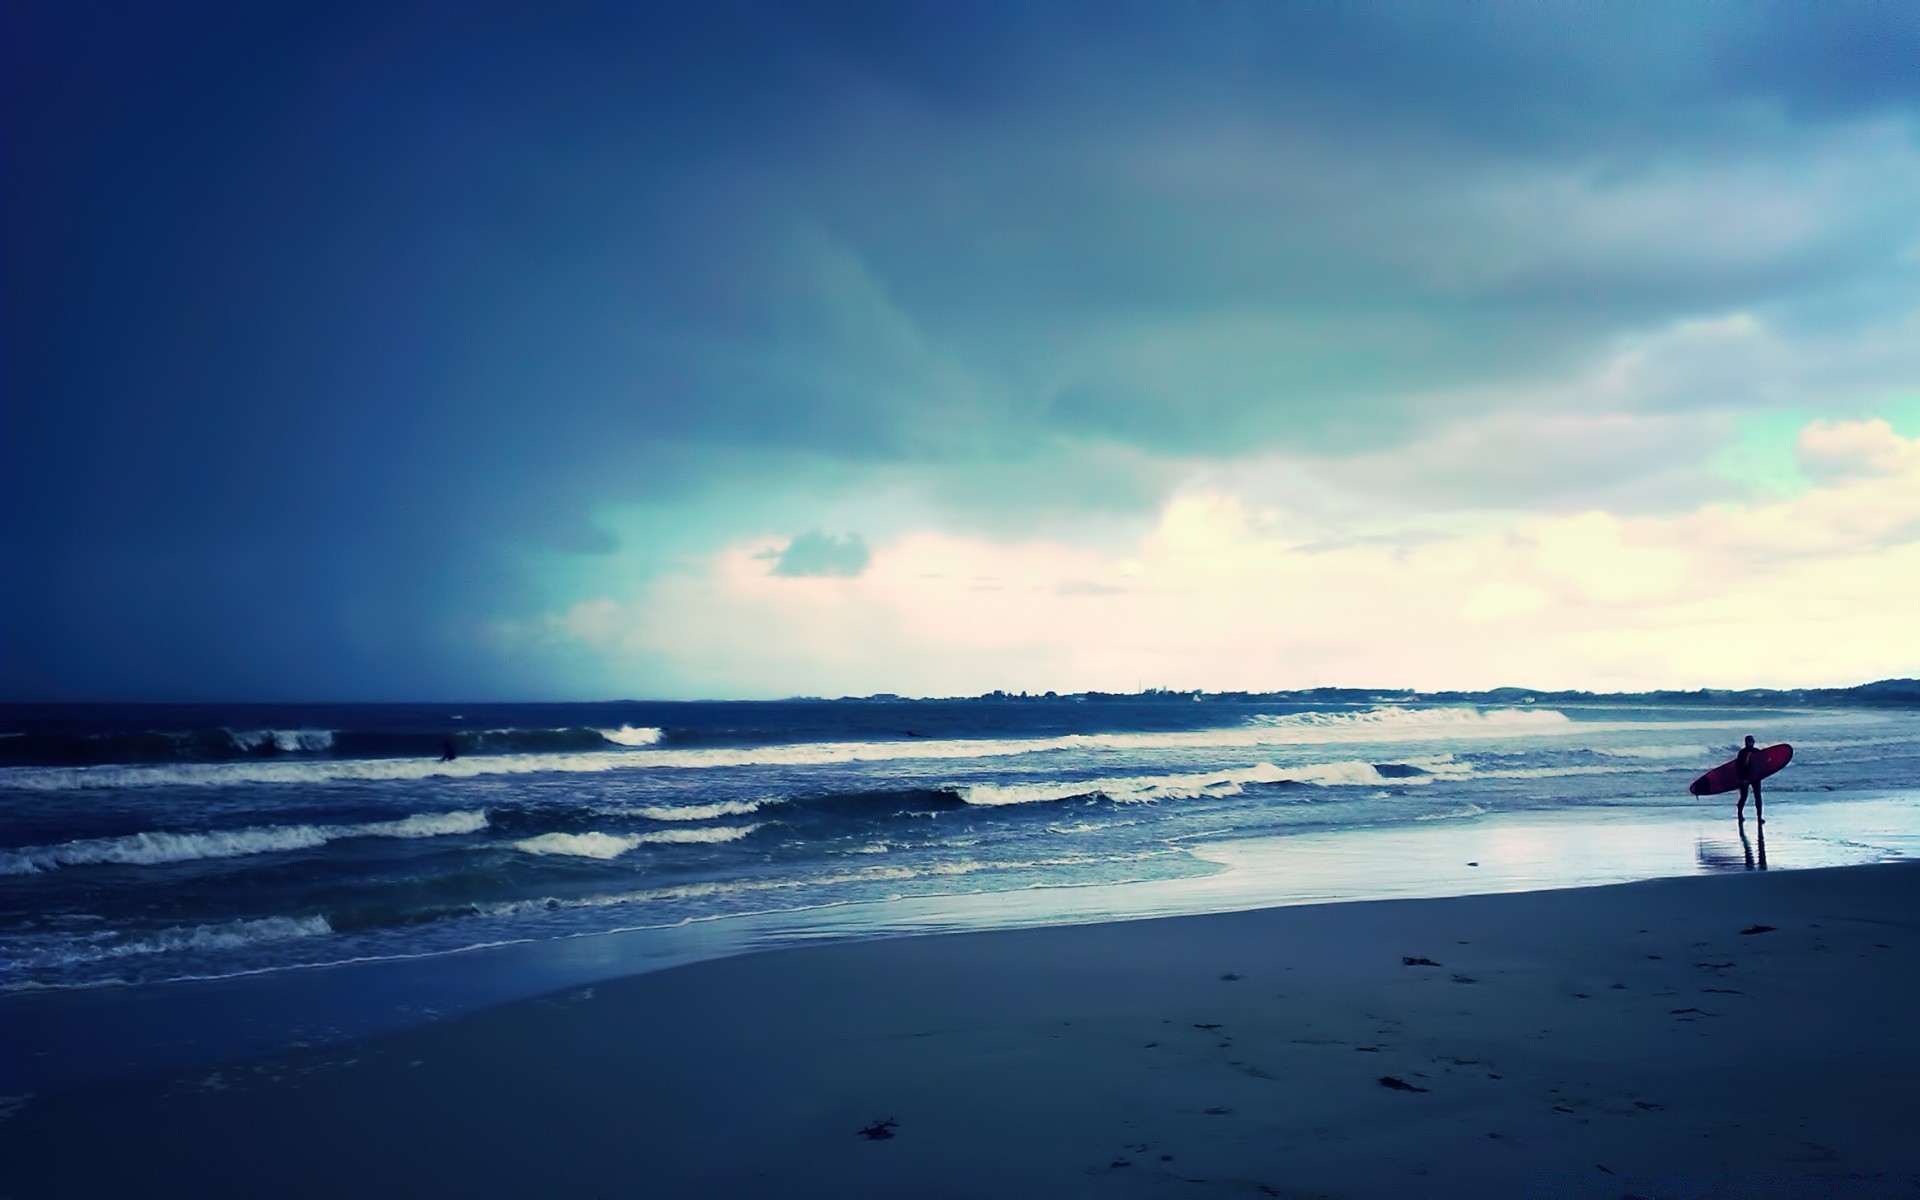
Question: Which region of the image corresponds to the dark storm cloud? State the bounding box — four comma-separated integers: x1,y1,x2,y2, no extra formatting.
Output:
4,0,1916,697
1712,3,1920,116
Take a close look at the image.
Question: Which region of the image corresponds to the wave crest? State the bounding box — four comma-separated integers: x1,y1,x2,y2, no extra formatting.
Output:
636,825,758,845
512,832,642,859
599,725,664,747
0,810,488,874
1594,744,1710,760
0,705,1573,791
954,758,1451,807
512,825,760,858
631,799,767,822
1248,706,1570,736
91,915,332,962
229,729,336,754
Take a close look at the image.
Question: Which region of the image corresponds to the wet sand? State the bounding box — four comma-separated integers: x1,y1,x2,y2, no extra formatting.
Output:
2,861,1916,1198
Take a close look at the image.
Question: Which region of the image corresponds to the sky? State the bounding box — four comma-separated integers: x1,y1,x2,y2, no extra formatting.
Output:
4,1,1919,701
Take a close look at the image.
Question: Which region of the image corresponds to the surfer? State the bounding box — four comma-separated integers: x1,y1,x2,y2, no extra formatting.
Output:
1735,735,1763,824
439,740,458,763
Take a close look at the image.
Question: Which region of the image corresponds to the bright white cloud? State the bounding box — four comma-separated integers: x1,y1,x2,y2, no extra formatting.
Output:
534,417,1920,696
1797,417,1920,484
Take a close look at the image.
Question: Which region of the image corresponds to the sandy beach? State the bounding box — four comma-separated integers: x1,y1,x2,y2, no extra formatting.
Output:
2,860,1915,1198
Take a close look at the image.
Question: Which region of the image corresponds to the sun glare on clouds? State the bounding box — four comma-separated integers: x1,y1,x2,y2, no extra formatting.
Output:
536,418,1920,697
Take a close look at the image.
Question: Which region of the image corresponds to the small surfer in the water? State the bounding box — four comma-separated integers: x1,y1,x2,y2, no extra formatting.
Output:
1735,735,1763,824
439,740,458,763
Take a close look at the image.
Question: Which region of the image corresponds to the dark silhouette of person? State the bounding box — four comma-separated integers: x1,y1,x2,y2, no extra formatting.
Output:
1736,816,1769,870
439,739,458,763
1735,735,1764,824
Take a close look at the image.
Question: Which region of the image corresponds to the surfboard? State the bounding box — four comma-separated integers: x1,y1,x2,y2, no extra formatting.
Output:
1689,743,1792,796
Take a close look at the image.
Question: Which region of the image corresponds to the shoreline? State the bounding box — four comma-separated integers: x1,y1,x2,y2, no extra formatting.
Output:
4,792,1915,1099
4,860,1917,1196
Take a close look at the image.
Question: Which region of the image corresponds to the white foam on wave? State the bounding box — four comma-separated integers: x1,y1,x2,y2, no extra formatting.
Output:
358,811,490,838
0,752,654,791
954,757,1444,807
1477,764,1680,781
0,810,488,874
512,824,761,858
636,825,758,845
103,914,332,958
1415,802,1489,822
629,799,768,822
1402,753,1476,778
0,705,1591,792
1594,744,1711,760
34,915,334,967
512,832,642,859
1247,706,1570,736
479,848,1177,917
230,728,336,753
599,725,664,747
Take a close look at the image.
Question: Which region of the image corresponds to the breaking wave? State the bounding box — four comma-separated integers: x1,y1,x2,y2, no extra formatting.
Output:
0,706,1569,790
512,824,759,859
630,799,769,822
599,725,665,747
1247,706,1570,737
228,729,336,754
1414,802,1489,822
635,825,760,845
512,831,643,859
1594,744,1712,760
27,915,335,967
0,723,666,771
1475,764,1680,781
0,810,488,874
953,756,1467,807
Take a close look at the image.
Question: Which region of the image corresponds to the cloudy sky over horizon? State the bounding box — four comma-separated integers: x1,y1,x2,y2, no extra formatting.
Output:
5,1,1919,700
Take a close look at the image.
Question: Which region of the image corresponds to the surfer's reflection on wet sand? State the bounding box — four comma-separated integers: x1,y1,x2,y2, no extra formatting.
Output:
1696,822,1768,872
1741,816,1768,870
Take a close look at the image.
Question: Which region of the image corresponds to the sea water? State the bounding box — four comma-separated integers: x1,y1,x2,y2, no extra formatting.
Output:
4,696,1916,1005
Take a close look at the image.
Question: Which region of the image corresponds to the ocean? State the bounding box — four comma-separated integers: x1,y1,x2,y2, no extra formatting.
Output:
5,695,1917,1010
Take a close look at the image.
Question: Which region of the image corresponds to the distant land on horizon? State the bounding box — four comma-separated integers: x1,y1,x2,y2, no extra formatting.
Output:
4,680,1917,712
798,678,1920,708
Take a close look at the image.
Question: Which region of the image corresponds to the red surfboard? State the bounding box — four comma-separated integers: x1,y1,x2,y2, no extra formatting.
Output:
1689,744,1792,796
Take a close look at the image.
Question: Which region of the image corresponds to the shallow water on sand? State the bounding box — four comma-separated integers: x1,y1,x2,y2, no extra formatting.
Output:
3,787,1913,1095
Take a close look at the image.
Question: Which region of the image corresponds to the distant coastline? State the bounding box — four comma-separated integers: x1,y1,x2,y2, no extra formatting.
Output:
799,677,1920,708
5,677,1919,715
